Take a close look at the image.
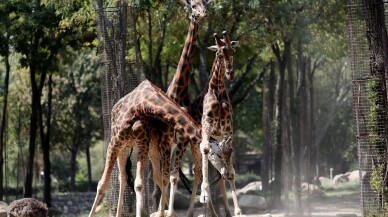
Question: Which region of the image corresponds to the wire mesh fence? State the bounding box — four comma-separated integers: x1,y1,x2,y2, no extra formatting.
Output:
95,1,155,216
348,0,388,215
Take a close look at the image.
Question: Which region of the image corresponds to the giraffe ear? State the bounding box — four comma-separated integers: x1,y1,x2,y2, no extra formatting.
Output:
231,41,239,48
207,45,218,52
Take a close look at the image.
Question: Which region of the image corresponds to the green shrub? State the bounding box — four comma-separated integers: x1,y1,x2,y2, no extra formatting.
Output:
235,172,260,189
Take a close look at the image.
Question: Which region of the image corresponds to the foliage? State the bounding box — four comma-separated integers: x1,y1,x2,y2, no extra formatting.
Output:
0,0,356,204
234,172,260,189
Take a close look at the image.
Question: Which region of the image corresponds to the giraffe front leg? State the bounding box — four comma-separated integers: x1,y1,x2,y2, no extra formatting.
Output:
166,140,188,217
219,178,232,217
199,138,210,204
228,179,243,216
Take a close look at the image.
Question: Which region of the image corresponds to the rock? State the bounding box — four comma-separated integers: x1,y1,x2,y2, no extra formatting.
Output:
319,177,331,185
332,174,349,185
0,201,7,217
348,170,360,182
238,194,268,213
173,191,190,209
336,214,357,217
237,181,262,196
8,198,48,217
150,210,178,217
300,182,323,197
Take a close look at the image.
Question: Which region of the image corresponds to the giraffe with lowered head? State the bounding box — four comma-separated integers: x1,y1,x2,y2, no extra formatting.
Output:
88,80,232,217
137,0,212,216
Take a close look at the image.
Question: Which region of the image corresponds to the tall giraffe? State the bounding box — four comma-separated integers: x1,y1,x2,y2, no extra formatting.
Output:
88,80,231,217
198,31,242,217
169,31,242,217
139,0,212,216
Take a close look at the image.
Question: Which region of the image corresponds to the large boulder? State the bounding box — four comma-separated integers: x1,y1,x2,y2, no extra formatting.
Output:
0,201,7,217
347,170,360,182
7,198,48,217
238,195,268,213
237,181,262,196
332,174,348,185
319,177,331,185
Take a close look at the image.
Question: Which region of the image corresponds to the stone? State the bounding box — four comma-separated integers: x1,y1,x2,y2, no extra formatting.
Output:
237,181,262,196
150,210,178,217
7,198,47,217
336,214,357,217
332,174,349,185
0,201,7,217
300,182,323,197
347,170,360,182
238,194,268,213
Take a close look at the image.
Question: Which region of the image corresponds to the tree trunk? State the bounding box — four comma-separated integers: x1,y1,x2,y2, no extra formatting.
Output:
198,22,213,90
25,65,39,197
307,61,317,177
271,40,291,207
261,61,275,194
86,145,92,192
70,148,77,192
363,0,388,207
39,73,52,206
0,48,10,200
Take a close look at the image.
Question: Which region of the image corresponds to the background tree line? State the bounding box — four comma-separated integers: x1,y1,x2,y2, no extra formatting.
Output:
0,0,353,211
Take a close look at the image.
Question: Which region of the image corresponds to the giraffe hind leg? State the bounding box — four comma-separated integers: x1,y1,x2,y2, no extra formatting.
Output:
187,143,202,217
89,140,121,217
116,147,130,217
134,140,150,217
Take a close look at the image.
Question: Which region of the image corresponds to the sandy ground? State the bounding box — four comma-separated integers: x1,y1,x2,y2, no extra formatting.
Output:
174,194,361,217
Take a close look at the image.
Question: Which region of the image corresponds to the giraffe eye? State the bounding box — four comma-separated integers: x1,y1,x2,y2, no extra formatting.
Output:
192,5,197,9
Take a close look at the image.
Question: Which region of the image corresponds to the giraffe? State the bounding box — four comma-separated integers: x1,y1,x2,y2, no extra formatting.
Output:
88,80,231,217
134,0,212,216
168,31,242,217
198,31,242,217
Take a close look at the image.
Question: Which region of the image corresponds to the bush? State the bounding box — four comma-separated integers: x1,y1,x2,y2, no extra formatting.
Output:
235,172,260,189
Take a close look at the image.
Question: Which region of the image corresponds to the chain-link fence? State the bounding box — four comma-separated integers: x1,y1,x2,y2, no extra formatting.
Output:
348,0,388,215
95,0,156,216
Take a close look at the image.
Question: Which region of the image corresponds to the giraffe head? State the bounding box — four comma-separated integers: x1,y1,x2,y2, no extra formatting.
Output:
182,0,211,22
208,138,235,180
208,31,239,81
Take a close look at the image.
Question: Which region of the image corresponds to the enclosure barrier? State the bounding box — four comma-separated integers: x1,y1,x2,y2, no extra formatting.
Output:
348,0,388,216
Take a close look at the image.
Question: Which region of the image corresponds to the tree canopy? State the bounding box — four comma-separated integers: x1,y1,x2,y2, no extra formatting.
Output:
0,0,353,211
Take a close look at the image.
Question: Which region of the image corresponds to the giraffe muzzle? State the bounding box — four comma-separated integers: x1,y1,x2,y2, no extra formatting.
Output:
226,70,235,81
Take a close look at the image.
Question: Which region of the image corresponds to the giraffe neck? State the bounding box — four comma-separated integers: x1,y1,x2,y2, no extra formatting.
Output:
166,20,199,105
125,80,201,143
208,55,226,93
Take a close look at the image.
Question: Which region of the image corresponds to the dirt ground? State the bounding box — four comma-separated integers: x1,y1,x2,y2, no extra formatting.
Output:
175,188,361,217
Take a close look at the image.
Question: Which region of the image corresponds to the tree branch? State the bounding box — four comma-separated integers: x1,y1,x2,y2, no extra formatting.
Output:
231,64,268,106
228,53,259,98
